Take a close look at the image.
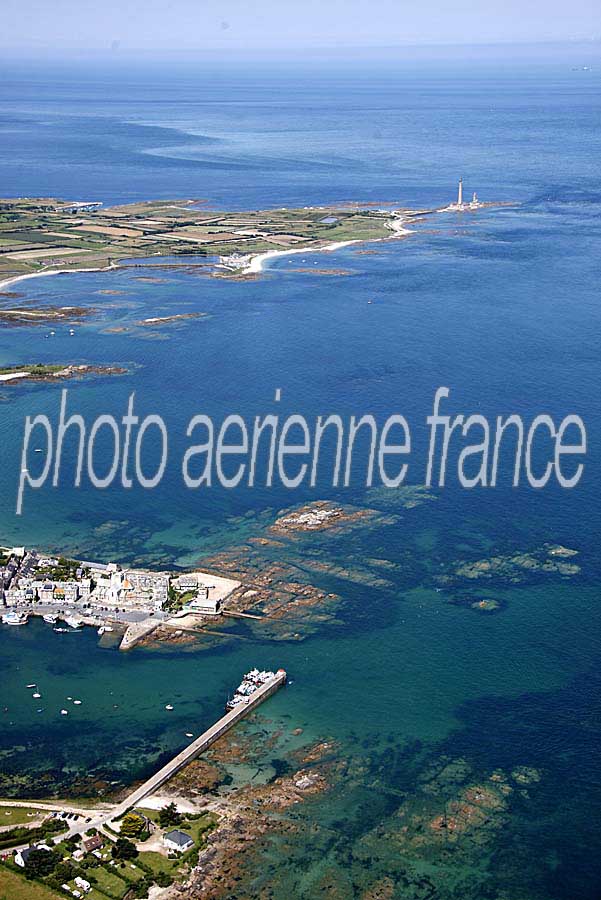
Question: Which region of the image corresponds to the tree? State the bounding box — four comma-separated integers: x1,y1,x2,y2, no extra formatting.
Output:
158,802,181,828
120,812,147,839
54,860,75,882
111,837,139,860
132,877,154,898
24,847,61,878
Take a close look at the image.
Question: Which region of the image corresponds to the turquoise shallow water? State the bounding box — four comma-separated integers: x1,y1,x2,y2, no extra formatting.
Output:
1,60,601,897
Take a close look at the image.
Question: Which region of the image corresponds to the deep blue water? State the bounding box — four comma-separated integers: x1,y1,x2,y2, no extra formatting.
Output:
1,60,601,898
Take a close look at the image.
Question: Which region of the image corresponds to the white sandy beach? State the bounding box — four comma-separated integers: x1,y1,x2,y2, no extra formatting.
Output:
0,262,119,294
0,371,29,382
241,239,362,274
235,214,411,275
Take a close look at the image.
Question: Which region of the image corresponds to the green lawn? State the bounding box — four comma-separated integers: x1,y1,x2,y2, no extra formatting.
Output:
136,850,175,876
85,865,129,898
137,812,217,879
0,866,61,900
134,806,160,823
0,807,44,827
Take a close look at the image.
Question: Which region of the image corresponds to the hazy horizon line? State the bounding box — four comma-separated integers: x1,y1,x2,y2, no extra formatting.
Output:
1,37,600,66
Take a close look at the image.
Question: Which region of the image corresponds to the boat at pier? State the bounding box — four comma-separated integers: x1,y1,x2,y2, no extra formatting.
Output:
225,669,279,710
43,613,58,624
2,611,29,626
65,617,84,629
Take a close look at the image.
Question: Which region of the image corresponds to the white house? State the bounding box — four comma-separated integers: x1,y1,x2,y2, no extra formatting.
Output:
14,845,35,867
39,582,56,602
187,591,221,615
163,830,194,853
174,574,198,592
14,843,50,867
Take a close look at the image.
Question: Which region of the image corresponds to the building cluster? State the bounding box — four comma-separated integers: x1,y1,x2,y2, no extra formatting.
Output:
0,546,224,617
12,818,194,891
171,571,221,615
89,562,170,610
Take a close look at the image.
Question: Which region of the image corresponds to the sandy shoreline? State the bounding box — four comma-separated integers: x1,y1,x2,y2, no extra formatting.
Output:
241,239,363,274
0,214,411,292
240,213,411,274
0,262,119,294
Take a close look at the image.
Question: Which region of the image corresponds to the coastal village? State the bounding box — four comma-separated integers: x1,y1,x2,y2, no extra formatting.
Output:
0,502,380,647
0,544,241,648
0,540,297,899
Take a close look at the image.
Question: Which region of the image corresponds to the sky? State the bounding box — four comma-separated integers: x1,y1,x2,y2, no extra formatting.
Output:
1,0,600,58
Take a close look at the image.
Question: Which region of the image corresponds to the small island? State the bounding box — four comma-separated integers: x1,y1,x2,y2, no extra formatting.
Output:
134,313,206,327
0,305,92,326
0,363,127,384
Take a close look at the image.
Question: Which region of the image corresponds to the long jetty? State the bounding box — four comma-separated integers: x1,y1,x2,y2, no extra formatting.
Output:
105,669,286,824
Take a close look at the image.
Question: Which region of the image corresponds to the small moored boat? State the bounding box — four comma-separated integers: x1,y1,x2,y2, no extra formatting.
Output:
2,612,28,626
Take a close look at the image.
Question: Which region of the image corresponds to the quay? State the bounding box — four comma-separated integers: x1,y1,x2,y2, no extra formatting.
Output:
222,610,265,621
103,669,287,826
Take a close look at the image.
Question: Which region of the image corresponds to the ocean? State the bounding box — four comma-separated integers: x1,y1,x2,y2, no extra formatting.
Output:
1,57,600,898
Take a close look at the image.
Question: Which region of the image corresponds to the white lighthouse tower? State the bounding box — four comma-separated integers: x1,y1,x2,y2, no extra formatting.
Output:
445,178,480,211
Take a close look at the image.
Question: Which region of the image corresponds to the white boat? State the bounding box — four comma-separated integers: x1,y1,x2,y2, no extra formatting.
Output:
43,613,58,625
32,692,41,699
60,709,68,716
225,668,276,710
2,612,28,626
65,617,84,630
225,695,249,710
26,683,37,689
73,700,82,706
98,626,105,636
53,627,69,633
165,704,174,711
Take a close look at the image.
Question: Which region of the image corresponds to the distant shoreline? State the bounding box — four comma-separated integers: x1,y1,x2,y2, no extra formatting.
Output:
0,209,414,293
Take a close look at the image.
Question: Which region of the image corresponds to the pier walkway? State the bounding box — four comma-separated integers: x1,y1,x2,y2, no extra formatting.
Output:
102,669,286,827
